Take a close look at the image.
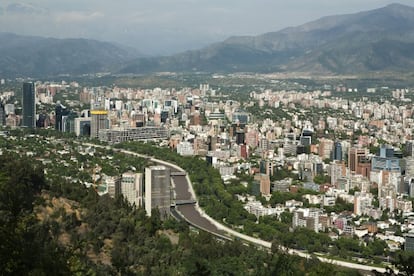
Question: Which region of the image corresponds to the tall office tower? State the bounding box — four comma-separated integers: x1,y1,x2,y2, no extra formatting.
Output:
318,138,334,159
236,130,245,145
145,166,171,219
121,172,143,207
348,147,368,173
333,141,343,161
90,110,109,139
0,103,5,126
330,161,347,188
74,117,91,137
55,101,69,131
22,82,36,128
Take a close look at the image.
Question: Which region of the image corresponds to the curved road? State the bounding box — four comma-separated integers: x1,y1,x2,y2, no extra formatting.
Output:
84,143,393,274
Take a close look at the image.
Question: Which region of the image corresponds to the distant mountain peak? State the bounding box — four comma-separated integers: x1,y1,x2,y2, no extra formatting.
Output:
372,2,414,18
119,3,414,75
385,2,412,9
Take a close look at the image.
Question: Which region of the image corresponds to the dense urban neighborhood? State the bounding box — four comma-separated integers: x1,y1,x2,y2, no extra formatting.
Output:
0,74,414,274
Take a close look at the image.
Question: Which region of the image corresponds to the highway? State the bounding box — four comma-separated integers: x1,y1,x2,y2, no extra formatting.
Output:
150,157,229,239
148,153,393,274
82,143,393,274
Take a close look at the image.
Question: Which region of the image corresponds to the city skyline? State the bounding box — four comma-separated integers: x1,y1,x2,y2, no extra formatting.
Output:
1,1,413,55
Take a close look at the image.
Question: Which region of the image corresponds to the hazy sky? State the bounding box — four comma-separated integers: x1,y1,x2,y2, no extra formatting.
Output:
0,1,413,55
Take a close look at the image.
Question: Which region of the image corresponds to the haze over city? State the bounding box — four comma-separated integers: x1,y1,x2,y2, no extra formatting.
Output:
1,0,414,55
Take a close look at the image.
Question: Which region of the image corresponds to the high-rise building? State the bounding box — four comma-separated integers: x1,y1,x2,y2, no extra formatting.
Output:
61,111,77,133
236,130,245,145
55,102,69,131
90,110,109,139
161,110,169,123
354,192,373,215
410,180,414,198
372,145,401,172
333,141,343,161
0,103,5,126
300,129,313,146
292,208,321,233
259,160,274,176
379,145,395,158
255,173,271,196
4,104,15,115
348,147,368,173
22,82,36,128
245,129,259,148
121,172,143,207
232,110,249,125
318,138,334,159
74,117,91,137
240,144,248,159
145,166,171,219
356,157,371,179
36,113,50,128
103,175,121,198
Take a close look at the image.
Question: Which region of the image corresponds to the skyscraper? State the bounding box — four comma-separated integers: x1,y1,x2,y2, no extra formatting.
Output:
22,82,36,128
121,172,143,207
0,103,5,126
55,101,69,131
348,147,368,173
90,110,109,139
333,141,343,161
145,166,171,219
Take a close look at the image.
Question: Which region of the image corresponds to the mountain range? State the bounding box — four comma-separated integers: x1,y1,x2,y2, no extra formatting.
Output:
1,3,414,77
121,3,414,75
0,33,141,77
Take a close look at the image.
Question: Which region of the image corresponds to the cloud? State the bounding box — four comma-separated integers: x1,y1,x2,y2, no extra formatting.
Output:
54,11,104,23
6,3,48,14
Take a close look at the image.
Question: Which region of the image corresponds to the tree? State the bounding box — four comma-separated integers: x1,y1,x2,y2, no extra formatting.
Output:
393,251,414,276
280,211,293,225
313,174,329,184
0,156,71,275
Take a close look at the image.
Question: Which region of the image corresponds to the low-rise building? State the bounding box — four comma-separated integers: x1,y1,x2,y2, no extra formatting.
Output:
292,208,322,232
99,127,169,144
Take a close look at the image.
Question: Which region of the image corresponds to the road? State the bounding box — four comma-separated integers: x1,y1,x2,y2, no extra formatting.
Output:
150,157,229,239
150,153,393,274
82,143,393,274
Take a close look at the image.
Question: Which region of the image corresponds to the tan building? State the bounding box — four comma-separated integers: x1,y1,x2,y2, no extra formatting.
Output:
255,174,271,196
348,147,368,173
